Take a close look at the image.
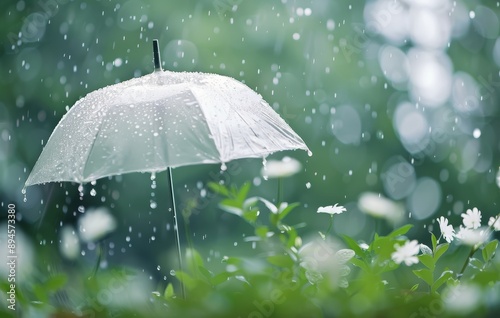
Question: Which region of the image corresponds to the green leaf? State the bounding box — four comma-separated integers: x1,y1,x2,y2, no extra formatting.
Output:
431,270,453,294
198,266,214,282
219,199,242,216
44,274,67,291
258,197,278,214
482,239,498,262
267,254,294,268
434,243,449,261
32,284,48,303
242,208,260,223
431,232,437,252
236,182,251,203
221,256,241,266
211,272,231,286
372,236,395,260
341,235,364,256
419,254,435,270
468,257,483,270
387,224,413,239
256,226,269,238
474,269,500,286
349,258,370,272
174,271,196,289
208,182,229,196
413,269,433,286
375,260,399,274
164,283,174,299
278,202,300,221
186,248,204,270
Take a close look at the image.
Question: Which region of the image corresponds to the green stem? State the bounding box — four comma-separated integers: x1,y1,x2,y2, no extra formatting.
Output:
91,242,104,278
458,246,477,279
324,215,334,239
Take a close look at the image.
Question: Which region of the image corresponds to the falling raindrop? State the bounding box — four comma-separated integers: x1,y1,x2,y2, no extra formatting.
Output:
150,200,157,209
78,184,84,200
220,162,227,171
78,205,85,213
90,188,97,196
170,269,176,276
496,168,500,188
306,182,311,189
21,187,27,202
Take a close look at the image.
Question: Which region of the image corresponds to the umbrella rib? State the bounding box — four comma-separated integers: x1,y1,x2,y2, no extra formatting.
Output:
79,107,111,182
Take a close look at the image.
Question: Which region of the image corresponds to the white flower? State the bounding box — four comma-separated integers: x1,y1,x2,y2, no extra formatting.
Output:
261,156,302,178
456,226,489,246
488,216,500,231
391,240,420,266
317,204,346,215
358,192,404,223
78,207,117,242
437,216,455,243
461,208,482,229
59,225,80,260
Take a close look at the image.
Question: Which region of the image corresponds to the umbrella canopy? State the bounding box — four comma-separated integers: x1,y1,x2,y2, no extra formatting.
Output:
26,58,309,186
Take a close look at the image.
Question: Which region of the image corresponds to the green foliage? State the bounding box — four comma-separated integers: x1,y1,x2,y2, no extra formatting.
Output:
5,183,499,317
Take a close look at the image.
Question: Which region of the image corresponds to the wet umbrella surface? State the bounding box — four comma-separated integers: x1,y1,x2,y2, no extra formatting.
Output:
25,42,309,186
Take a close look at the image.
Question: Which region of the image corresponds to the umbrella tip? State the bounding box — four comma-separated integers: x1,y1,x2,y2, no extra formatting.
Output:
153,39,162,72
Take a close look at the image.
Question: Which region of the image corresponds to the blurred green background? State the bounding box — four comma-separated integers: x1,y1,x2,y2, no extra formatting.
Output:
1,0,499,306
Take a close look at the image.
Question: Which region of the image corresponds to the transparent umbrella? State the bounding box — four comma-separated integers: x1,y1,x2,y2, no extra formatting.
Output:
25,40,310,292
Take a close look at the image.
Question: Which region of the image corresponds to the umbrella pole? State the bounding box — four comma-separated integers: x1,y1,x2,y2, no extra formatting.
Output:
167,167,185,297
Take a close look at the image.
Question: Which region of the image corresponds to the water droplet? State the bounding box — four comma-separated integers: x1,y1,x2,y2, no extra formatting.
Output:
91,180,97,186
90,188,97,196
170,269,176,276
306,182,311,189
473,128,481,138
150,201,157,209
78,206,85,213
496,168,500,189
150,172,156,181
221,162,227,171
307,150,313,157
157,265,161,271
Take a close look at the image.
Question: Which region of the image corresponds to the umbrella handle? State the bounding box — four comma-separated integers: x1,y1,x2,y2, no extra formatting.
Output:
153,39,162,71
